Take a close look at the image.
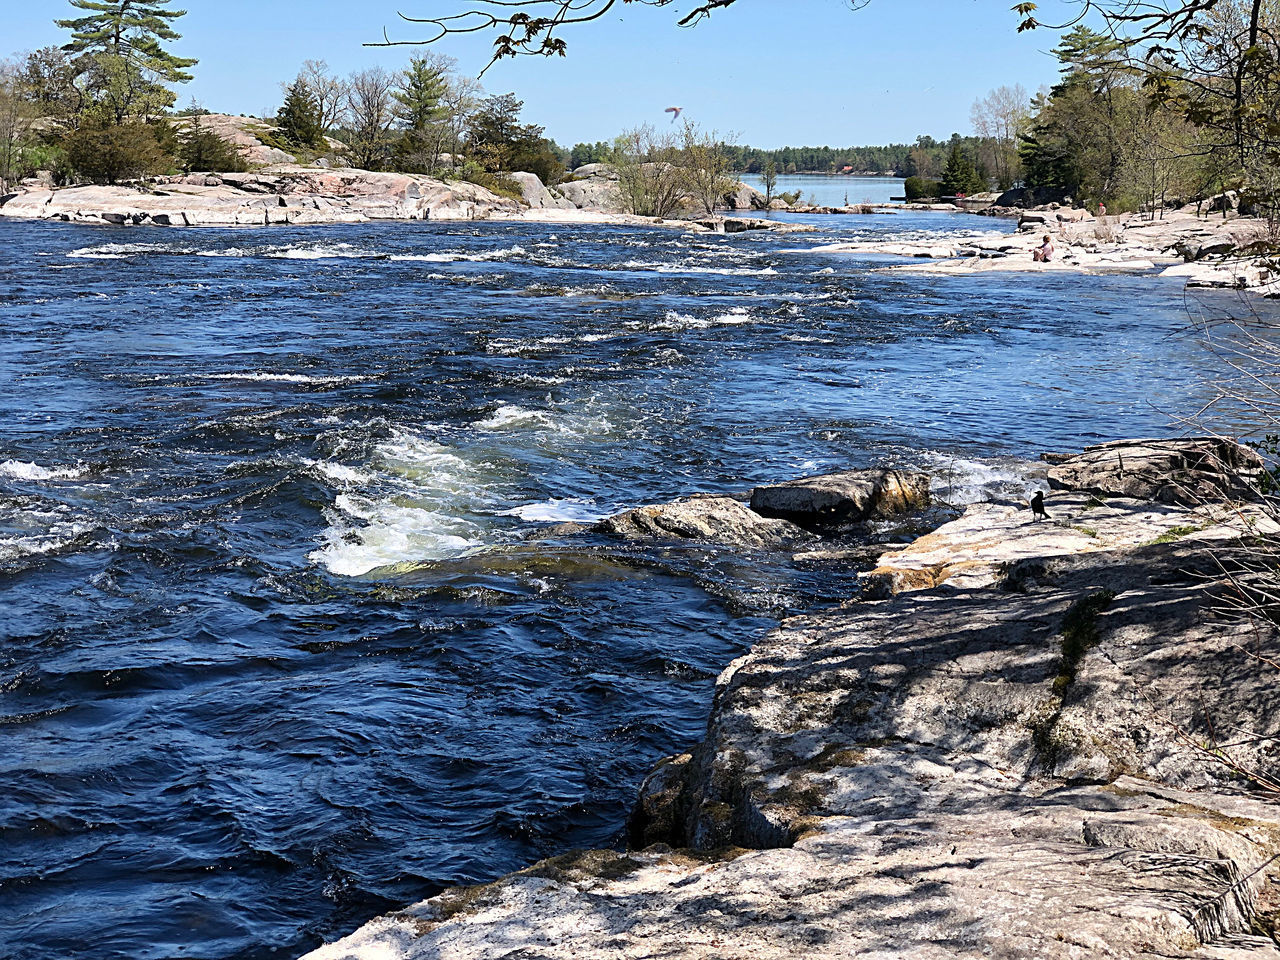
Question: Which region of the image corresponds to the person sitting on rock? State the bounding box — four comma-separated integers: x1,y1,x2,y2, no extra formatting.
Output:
1032,234,1055,263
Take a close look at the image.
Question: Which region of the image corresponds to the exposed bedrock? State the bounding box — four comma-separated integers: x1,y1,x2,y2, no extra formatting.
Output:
1045,436,1264,505
594,495,814,551
749,468,932,531
303,440,1280,960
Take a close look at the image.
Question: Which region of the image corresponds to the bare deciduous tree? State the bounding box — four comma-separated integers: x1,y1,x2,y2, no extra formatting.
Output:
345,67,398,170
612,124,684,218
298,59,348,133
679,119,737,215
0,62,36,191
971,84,1030,190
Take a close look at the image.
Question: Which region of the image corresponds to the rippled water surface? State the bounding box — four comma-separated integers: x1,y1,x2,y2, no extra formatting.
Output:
1,211,1273,960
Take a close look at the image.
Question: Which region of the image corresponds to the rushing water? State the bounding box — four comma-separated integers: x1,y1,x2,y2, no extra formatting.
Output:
1,209,1274,960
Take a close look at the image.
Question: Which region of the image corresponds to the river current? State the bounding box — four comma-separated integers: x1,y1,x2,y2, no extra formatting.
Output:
1,210,1270,960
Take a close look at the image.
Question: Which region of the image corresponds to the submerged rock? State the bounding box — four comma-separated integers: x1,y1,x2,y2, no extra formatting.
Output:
1046,437,1262,505
749,468,931,531
595,495,812,550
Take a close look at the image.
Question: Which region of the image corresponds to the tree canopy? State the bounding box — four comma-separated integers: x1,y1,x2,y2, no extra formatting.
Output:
57,0,196,83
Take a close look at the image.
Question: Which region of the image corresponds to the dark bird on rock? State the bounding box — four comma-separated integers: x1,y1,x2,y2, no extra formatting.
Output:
1031,491,1050,521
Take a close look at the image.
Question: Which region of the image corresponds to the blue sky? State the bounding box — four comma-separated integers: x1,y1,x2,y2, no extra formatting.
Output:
8,1,1080,147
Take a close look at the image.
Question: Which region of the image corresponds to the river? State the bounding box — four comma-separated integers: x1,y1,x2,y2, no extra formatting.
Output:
0,209,1270,960
738,174,903,206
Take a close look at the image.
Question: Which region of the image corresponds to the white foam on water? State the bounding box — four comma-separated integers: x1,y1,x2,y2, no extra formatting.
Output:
68,242,205,259
203,373,367,385
920,452,1048,507
0,460,86,481
500,498,608,523
476,404,612,437
391,244,527,264
618,259,779,277
311,492,483,578
0,523,95,563
263,242,382,261
0,498,95,563
309,394,623,576
308,429,498,577
653,306,760,330
302,459,376,486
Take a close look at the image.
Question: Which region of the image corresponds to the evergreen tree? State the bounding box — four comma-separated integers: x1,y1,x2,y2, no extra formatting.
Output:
940,143,983,195
64,118,168,183
57,1,197,84
275,80,323,150
392,54,450,173
178,115,248,173
394,55,448,131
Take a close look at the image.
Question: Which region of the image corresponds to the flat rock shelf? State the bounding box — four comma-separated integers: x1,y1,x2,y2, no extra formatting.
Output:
304,439,1280,960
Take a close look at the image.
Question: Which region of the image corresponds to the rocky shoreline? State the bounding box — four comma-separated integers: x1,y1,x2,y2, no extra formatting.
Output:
302,437,1280,960
809,208,1280,296
0,165,812,235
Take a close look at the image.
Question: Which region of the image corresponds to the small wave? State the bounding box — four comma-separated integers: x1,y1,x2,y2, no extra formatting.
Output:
310,493,483,577
302,459,376,486
476,404,612,436
0,525,94,563
653,306,758,330
501,499,607,523
263,243,384,260
203,372,367,386
921,452,1048,507
618,259,779,277
309,430,500,577
0,460,86,481
391,245,527,264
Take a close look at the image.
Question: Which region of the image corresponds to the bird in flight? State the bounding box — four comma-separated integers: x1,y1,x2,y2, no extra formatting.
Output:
665,106,684,123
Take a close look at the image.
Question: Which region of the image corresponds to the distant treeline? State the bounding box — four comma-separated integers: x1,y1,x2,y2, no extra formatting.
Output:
722,137,985,177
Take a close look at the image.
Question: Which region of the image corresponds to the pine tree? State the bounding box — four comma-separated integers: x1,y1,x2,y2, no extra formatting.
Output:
57,1,197,84
940,143,984,196
276,81,323,150
394,55,449,132
178,116,248,173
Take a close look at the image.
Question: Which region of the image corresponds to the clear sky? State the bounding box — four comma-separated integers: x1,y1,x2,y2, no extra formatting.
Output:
6,0,1082,147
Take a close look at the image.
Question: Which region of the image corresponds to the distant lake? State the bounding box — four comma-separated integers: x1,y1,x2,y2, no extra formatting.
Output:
738,173,903,206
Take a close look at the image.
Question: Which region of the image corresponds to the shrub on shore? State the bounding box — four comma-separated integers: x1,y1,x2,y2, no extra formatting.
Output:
64,121,168,184
903,176,942,201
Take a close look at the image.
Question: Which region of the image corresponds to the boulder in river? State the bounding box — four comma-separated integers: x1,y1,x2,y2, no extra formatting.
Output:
1045,437,1262,505
596,495,812,550
749,468,931,531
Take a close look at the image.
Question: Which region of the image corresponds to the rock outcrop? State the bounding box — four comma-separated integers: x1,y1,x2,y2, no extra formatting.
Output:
812,209,1279,295
0,167,524,226
557,166,624,213
302,438,1280,960
722,180,768,211
1046,437,1263,505
749,468,931,531
595,495,813,551
506,171,576,211
303,447,1280,959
